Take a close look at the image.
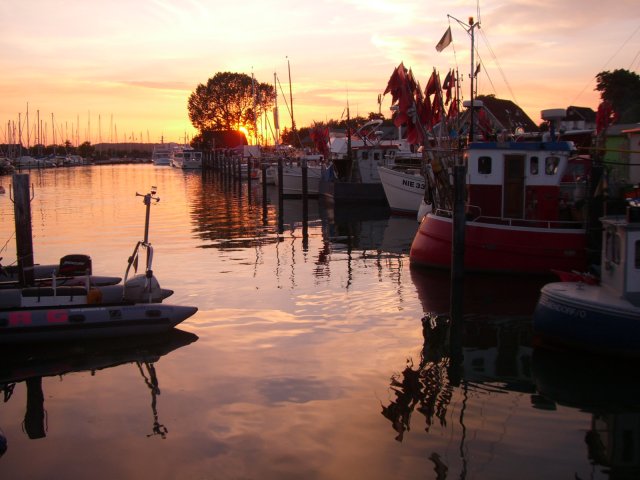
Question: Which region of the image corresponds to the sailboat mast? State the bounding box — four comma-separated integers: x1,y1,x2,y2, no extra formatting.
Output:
273,72,280,146
287,57,296,139
251,71,257,145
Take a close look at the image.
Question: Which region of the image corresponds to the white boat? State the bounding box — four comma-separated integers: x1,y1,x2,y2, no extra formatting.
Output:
275,155,324,197
378,165,427,216
152,143,175,166
14,156,56,169
319,119,422,206
532,205,640,356
171,148,202,169
0,187,198,344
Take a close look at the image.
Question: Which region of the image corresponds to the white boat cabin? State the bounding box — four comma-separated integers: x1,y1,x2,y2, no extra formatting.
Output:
600,208,640,307
464,140,588,223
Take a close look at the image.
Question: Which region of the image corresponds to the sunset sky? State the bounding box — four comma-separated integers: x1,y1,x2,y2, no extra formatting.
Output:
1,0,638,147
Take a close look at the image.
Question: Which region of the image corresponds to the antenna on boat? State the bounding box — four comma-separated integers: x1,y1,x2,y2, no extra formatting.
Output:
125,187,159,285
137,186,160,244
447,14,481,143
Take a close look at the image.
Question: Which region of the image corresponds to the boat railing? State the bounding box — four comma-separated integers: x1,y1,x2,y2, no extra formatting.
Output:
433,207,585,230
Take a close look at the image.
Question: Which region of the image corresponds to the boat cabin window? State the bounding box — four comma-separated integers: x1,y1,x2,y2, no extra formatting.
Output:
635,240,640,269
361,151,369,160
545,156,560,175
605,228,621,265
374,152,381,161
478,156,492,174
530,156,539,175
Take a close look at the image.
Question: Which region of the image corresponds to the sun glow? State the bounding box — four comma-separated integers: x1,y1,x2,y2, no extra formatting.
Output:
238,126,250,142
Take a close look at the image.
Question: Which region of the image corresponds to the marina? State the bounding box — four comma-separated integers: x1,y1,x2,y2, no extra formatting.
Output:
1,164,637,479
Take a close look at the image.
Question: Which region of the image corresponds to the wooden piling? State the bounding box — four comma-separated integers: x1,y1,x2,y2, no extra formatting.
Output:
12,173,35,286
301,156,308,239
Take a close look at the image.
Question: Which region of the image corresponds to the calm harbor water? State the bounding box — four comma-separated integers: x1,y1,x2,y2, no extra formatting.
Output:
1,164,638,479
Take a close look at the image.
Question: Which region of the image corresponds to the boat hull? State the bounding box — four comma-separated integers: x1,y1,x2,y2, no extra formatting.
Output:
319,179,387,206
410,213,587,274
277,166,322,197
0,303,198,344
533,282,640,356
378,166,425,215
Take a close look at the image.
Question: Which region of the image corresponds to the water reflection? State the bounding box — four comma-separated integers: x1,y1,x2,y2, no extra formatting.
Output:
193,172,279,250
0,329,197,446
410,267,548,316
532,349,640,478
382,314,533,443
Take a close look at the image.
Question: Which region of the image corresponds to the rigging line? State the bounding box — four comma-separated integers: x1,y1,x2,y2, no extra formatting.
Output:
446,16,464,102
478,28,518,105
629,47,640,71
0,232,15,255
571,23,640,106
475,53,497,97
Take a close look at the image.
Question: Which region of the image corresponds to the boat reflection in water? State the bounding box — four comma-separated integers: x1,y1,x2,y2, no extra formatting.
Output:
532,349,640,478
382,268,546,442
382,267,639,477
0,329,197,445
410,265,548,316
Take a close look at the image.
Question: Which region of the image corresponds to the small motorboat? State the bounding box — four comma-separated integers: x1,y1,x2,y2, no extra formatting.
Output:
532,204,640,356
0,187,198,344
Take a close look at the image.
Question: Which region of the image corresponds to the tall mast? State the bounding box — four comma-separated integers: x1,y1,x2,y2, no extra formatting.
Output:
251,70,257,145
287,57,296,141
468,16,480,143
26,103,30,149
273,72,280,146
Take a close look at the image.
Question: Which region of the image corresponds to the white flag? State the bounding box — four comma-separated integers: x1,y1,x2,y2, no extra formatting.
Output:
435,27,452,52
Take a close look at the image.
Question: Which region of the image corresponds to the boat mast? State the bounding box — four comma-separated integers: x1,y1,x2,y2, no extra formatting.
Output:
287,56,298,146
252,70,257,145
468,16,479,143
273,72,280,146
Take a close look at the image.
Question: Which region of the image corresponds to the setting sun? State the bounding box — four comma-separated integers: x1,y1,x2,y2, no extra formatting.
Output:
238,126,250,142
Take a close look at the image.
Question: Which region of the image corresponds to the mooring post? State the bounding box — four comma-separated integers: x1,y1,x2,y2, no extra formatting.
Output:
277,157,284,233
450,164,466,371
12,173,35,286
301,156,308,239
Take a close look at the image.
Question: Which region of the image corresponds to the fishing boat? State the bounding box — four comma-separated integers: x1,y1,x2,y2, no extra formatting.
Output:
532,205,640,356
409,116,592,274
378,165,429,218
319,119,421,206
0,187,198,344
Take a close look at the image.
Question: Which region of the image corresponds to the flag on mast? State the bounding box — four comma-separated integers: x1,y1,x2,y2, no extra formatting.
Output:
435,26,452,52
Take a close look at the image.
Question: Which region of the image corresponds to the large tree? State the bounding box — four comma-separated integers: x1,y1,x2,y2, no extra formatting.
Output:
595,69,640,123
188,72,275,139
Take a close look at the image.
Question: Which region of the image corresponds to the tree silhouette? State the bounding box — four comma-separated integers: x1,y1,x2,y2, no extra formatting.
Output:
595,69,640,123
187,72,275,139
